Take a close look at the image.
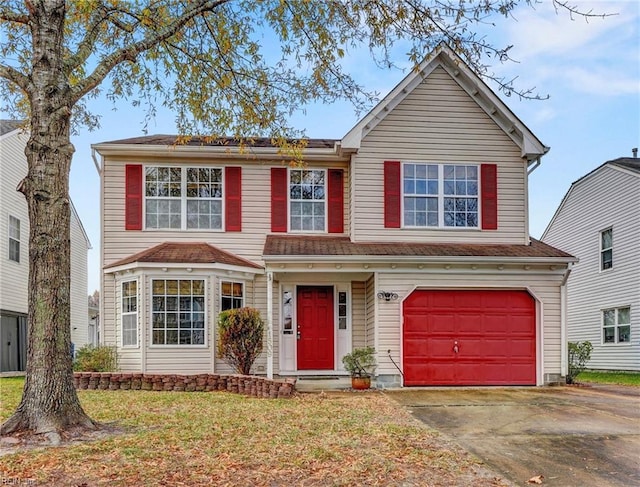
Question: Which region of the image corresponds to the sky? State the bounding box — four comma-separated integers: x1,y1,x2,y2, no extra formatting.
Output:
52,0,640,293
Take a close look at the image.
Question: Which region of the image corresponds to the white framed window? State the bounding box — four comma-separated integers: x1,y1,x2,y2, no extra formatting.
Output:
289,169,326,231
121,280,138,347
151,279,206,346
403,163,479,228
600,228,613,271
338,291,348,330
603,306,631,344
144,166,223,230
8,215,20,262
221,281,244,311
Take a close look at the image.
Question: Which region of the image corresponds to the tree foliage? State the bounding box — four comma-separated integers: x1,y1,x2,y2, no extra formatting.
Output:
218,307,264,375
0,0,606,438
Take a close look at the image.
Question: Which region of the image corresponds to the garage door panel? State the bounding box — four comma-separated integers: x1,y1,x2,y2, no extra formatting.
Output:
403,290,536,386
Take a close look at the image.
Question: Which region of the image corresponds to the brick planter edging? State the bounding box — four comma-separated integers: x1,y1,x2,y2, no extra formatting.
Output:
73,372,296,399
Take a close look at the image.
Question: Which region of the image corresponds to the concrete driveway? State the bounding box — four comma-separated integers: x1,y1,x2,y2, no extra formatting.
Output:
386,385,640,487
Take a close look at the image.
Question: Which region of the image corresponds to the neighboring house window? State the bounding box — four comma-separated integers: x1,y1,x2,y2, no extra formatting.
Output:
152,279,205,345
144,167,223,230
403,163,479,228
221,281,243,311
603,307,631,344
289,169,325,231
600,228,613,270
8,215,20,262
122,280,138,347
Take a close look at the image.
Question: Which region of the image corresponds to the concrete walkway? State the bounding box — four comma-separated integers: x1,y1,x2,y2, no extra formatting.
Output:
386,385,640,487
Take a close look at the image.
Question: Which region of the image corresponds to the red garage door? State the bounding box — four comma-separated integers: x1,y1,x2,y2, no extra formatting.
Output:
403,290,536,386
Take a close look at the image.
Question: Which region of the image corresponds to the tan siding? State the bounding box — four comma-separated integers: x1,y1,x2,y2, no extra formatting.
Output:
70,209,89,348
352,281,366,348
352,66,528,245
544,166,640,371
375,272,564,379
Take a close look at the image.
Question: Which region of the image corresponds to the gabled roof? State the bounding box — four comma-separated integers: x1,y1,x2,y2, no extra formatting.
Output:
340,43,548,161
0,119,23,136
263,235,574,262
105,242,263,270
541,156,640,240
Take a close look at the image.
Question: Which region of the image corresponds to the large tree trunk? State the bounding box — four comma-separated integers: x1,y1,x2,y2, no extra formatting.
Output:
0,0,95,439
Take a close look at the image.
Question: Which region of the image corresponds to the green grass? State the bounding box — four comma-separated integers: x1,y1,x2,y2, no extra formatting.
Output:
0,378,506,487
577,370,640,386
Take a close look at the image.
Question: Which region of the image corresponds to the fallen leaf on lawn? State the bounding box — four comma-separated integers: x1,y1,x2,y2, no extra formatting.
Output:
528,474,544,484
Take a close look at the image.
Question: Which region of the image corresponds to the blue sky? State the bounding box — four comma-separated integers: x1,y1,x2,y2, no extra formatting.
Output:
62,0,639,293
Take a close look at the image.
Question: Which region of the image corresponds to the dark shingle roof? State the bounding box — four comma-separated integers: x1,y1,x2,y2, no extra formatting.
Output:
99,134,338,149
0,120,24,136
105,242,262,269
263,235,574,260
608,157,640,174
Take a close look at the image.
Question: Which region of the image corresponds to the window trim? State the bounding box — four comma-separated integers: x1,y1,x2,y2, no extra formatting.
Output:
599,227,613,272
401,162,481,230
149,277,208,348
602,306,631,345
288,167,328,233
220,280,244,312
121,279,139,348
143,165,225,232
8,215,20,263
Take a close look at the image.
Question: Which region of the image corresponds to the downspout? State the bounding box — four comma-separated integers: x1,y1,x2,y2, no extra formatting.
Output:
527,156,541,176
560,262,574,378
266,271,274,379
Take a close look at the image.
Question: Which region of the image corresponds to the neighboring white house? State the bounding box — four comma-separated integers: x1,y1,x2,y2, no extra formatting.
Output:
94,45,576,387
0,120,92,372
542,156,640,372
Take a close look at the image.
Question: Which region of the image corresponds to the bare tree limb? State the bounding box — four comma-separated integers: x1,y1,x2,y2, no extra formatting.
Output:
0,62,31,91
70,0,231,103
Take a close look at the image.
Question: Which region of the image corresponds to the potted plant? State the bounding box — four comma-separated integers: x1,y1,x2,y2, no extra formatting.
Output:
342,347,377,390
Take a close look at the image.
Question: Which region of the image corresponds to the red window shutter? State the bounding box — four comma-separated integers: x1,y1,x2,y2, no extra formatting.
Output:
481,163,498,230
327,169,344,233
384,161,401,228
271,167,288,232
225,166,242,231
125,164,143,230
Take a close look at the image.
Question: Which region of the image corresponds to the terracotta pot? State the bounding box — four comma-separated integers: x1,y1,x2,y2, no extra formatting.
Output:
351,376,371,390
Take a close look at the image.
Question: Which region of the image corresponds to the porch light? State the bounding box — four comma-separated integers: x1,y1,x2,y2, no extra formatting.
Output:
377,291,399,302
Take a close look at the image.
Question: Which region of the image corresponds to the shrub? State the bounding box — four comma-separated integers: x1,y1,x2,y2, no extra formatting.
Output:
217,307,264,375
73,344,118,372
342,347,377,378
567,340,593,384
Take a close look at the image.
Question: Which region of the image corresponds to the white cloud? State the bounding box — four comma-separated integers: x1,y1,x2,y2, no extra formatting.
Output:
563,66,640,95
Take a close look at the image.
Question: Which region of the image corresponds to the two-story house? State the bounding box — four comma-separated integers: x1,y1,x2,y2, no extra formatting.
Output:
0,120,91,372
94,45,575,387
542,156,640,372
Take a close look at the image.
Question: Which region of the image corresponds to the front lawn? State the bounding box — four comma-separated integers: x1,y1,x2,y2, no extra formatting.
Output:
0,378,505,486
577,370,640,386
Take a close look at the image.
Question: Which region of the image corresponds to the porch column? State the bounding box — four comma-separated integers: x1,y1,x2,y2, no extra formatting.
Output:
267,271,274,379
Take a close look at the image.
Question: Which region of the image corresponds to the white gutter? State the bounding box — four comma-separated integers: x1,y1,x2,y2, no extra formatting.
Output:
560,262,574,377
266,271,274,379
104,261,264,275
263,254,578,265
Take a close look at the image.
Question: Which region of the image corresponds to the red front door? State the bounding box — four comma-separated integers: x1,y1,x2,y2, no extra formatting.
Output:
297,286,334,370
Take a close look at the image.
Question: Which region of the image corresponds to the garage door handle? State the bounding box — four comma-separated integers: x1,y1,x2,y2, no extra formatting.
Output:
453,341,459,354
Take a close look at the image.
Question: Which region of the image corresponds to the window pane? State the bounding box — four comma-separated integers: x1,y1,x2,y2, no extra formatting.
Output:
601,229,612,249
618,307,630,324
603,309,615,326
618,325,631,343
603,327,615,343
601,249,612,270
233,282,243,297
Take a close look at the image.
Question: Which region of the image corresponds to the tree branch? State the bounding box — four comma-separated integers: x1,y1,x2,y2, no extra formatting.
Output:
0,63,31,92
70,0,231,104
0,5,29,24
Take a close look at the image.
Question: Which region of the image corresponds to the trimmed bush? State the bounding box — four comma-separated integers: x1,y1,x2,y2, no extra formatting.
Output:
567,340,593,384
217,307,264,375
73,344,118,372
